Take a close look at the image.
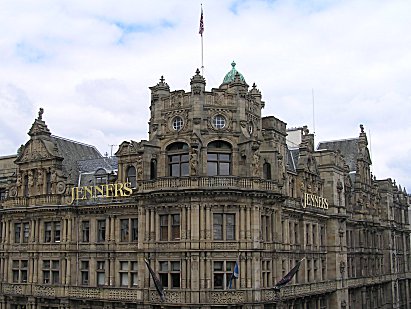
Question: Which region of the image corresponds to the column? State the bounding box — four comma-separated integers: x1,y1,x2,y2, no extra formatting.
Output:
205,205,211,240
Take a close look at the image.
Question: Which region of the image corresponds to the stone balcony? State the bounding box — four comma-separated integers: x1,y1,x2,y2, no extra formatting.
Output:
2,176,282,208
0,281,336,305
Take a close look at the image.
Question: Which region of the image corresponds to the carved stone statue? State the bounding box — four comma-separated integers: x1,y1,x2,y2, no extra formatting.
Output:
37,169,44,193
137,156,143,180
252,151,260,176
28,170,34,187
190,148,199,176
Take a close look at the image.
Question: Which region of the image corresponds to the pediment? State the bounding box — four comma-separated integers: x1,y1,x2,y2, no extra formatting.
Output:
15,138,62,164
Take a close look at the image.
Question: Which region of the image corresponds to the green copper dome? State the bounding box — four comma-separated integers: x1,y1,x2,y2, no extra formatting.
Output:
222,61,246,84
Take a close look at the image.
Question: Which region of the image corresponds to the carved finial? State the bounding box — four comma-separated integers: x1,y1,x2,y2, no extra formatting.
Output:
195,68,200,75
360,124,364,133
160,75,165,83
252,83,256,89
38,108,44,120
303,125,309,135
231,61,236,68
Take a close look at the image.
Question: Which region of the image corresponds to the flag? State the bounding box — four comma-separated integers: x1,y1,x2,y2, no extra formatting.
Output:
199,7,204,35
144,259,165,301
227,261,239,289
273,258,304,291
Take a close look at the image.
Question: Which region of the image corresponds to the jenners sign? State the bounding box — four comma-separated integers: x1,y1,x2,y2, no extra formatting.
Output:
69,182,133,205
302,193,329,209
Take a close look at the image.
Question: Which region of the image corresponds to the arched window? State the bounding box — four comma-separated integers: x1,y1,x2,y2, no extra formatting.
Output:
126,166,136,188
95,168,107,186
150,159,157,180
263,162,271,180
167,142,189,177
207,141,232,176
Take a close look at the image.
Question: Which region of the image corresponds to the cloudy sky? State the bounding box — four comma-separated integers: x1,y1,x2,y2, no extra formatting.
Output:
0,0,410,190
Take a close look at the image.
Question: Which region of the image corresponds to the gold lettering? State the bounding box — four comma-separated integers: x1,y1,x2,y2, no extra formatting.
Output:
324,199,329,209
94,185,104,196
123,182,133,197
114,183,124,197
83,186,93,199
69,187,76,205
105,184,114,197
67,182,135,204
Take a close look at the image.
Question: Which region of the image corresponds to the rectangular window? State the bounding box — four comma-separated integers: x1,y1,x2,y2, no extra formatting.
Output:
14,223,21,243
213,261,236,289
96,261,105,286
81,221,90,242
159,261,181,289
171,215,180,240
44,221,61,243
97,220,106,242
120,218,138,242
159,214,180,241
213,213,236,240
80,261,89,285
12,260,28,283
261,260,271,287
119,261,138,287
42,260,59,284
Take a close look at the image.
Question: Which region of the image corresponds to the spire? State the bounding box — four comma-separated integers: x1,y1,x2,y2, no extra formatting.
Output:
28,107,51,137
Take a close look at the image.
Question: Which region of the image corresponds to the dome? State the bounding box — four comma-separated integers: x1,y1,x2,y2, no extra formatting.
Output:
222,61,246,84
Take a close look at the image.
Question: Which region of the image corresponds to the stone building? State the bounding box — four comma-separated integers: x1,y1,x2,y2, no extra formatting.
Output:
0,63,410,309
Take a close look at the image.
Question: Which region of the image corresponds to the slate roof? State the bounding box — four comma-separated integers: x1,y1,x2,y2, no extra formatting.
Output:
317,138,358,172
77,157,118,173
52,136,103,184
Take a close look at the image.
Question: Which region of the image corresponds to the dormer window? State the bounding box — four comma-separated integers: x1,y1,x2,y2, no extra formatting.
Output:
95,168,107,186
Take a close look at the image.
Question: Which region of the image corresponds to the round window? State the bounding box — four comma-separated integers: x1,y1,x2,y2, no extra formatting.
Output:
213,115,226,129
172,116,184,131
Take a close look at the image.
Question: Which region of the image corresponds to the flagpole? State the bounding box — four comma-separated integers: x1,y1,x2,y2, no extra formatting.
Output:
199,4,204,76
201,32,204,76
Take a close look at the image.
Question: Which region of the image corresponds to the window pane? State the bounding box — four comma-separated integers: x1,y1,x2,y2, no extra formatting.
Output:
160,261,168,272
97,272,105,285
171,273,180,288
219,163,230,175
208,153,217,160
181,162,189,176
120,273,128,286
214,261,223,271
219,154,230,161
207,162,218,176
214,273,223,289
160,273,168,288
171,164,180,176
120,261,129,271
181,154,189,162
171,262,180,271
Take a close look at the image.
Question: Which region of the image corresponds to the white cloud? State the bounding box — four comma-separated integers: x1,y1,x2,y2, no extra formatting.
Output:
0,0,410,189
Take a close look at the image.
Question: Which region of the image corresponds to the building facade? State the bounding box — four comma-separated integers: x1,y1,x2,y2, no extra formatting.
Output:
0,64,410,309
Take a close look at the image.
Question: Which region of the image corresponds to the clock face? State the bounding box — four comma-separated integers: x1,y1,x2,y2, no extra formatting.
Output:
213,114,226,129
172,116,184,131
